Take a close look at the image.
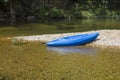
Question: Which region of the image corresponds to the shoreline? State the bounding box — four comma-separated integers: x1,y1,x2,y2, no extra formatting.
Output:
12,30,120,48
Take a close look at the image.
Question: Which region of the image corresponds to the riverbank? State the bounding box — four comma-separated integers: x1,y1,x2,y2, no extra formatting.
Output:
12,30,120,48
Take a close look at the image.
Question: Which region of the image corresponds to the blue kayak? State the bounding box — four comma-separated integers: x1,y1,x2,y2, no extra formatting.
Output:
46,32,99,46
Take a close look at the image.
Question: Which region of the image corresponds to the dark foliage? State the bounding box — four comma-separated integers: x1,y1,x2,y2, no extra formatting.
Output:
0,0,120,20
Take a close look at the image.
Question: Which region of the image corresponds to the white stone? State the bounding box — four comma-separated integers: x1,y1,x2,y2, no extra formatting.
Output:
13,30,120,47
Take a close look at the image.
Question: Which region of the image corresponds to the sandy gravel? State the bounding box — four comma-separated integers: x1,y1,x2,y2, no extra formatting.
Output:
13,30,120,47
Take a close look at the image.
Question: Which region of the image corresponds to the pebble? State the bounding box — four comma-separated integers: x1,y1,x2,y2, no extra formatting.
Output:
13,30,120,48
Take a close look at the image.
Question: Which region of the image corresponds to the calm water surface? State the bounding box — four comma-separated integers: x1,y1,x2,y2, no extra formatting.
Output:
0,40,120,80
0,19,120,80
0,19,120,37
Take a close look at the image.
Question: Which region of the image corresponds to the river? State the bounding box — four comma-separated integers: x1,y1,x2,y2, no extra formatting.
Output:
0,19,120,80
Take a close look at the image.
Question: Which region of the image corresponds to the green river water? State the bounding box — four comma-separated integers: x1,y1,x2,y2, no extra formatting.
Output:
0,19,120,80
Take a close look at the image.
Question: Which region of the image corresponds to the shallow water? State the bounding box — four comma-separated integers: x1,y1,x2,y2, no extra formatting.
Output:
47,46,97,54
0,19,120,79
0,19,120,38
0,40,120,80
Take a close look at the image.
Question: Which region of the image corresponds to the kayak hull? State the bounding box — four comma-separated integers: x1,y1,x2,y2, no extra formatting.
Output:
46,32,99,46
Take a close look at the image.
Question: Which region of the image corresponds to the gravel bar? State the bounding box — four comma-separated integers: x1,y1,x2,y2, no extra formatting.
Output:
13,30,120,48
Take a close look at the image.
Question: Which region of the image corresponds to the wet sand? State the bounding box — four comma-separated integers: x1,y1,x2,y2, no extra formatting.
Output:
13,30,120,48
